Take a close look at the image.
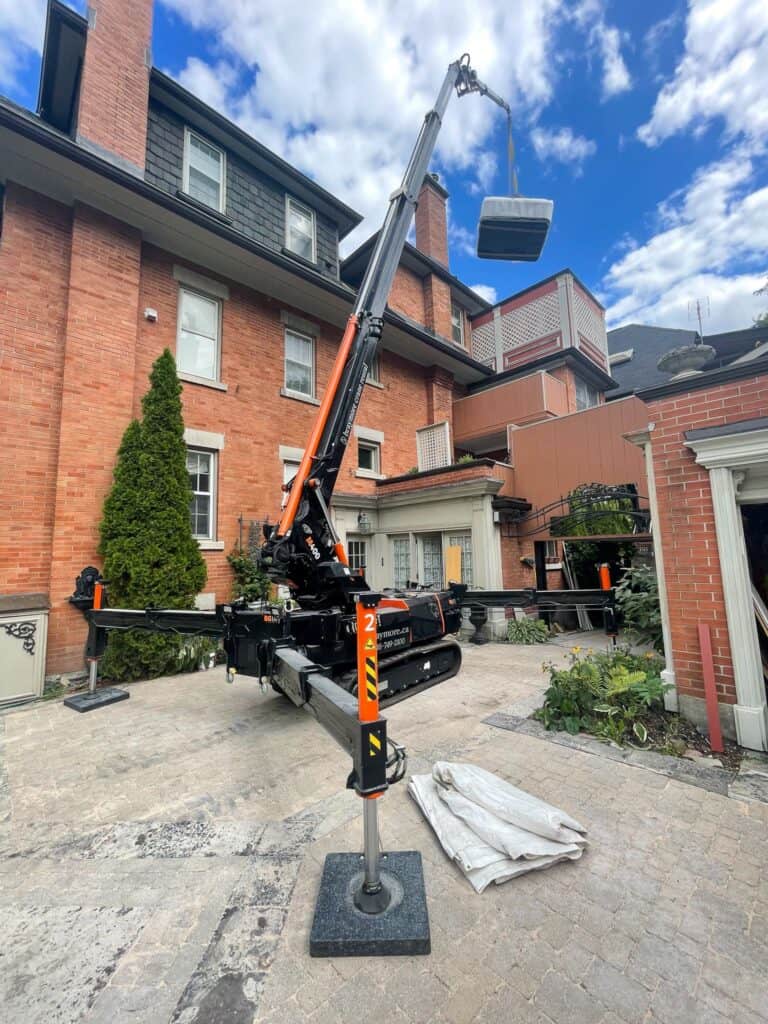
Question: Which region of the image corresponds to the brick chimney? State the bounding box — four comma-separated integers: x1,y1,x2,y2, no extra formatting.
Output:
76,0,154,174
415,173,449,267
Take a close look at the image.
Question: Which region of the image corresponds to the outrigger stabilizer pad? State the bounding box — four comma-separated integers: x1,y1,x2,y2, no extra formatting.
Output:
477,196,554,261
309,850,430,957
63,688,129,713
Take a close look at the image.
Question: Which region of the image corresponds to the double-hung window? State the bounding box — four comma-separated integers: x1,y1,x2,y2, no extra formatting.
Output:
187,448,216,540
357,440,381,475
285,197,316,262
183,129,226,213
451,302,465,346
347,538,367,574
284,328,315,398
368,351,381,385
575,376,600,411
177,287,221,382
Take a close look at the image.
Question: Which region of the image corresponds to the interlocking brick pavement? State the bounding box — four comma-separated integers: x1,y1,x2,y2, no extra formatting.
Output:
1,643,767,1023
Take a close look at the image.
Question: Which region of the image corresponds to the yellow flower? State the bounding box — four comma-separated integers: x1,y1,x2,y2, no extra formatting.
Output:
571,646,582,654
645,652,655,659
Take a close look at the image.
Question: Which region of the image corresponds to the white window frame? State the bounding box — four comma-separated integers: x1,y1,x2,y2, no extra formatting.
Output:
285,196,317,263
575,376,600,411
367,350,382,386
347,537,368,574
187,447,217,543
283,327,316,400
357,439,381,477
391,534,412,590
451,301,465,347
176,286,222,385
183,128,226,214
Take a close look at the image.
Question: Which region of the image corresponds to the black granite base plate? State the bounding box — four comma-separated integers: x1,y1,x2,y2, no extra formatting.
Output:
309,850,430,958
63,688,130,713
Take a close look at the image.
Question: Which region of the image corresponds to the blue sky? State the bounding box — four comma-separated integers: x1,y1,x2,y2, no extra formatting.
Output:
2,0,767,332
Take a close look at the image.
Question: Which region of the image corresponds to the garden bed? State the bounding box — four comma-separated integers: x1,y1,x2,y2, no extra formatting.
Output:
534,644,744,771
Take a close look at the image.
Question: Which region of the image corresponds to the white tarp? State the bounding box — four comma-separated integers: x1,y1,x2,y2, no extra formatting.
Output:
408,762,588,893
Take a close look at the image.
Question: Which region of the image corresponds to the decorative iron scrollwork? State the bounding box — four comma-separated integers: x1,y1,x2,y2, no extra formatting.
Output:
2,621,36,656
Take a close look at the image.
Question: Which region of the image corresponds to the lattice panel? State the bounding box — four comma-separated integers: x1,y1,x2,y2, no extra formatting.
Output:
573,288,607,353
471,320,496,367
499,291,561,351
416,421,452,472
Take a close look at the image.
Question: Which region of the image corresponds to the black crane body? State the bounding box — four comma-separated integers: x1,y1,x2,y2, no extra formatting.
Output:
74,57,613,790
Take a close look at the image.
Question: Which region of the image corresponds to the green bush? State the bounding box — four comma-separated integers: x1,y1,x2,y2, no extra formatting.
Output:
615,566,664,653
536,646,668,741
507,617,550,644
228,546,271,602
98,349,209,682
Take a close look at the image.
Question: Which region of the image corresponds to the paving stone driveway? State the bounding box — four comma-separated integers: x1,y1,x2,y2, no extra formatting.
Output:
1,644,766,1024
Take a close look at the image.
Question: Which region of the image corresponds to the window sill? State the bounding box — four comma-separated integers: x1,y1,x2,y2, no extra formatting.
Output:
197,539,225,551
175,189,231,223
280,245,318,270
355,469,386,481
179,372,228,392
280,387,320,406
545,563,563,571
365,379,384,389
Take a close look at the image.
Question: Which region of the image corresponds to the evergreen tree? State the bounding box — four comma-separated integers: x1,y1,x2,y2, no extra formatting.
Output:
99,349,207,681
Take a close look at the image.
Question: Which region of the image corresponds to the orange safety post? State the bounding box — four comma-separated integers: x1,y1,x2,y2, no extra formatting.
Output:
356,592,381,729
698,623,724,754
598,563,611,591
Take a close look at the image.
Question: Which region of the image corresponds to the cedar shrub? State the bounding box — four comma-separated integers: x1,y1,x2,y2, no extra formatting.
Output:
98,349,208,680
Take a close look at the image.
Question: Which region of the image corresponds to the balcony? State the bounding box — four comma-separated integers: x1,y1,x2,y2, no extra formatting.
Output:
453,370,568,452
470,270,609,374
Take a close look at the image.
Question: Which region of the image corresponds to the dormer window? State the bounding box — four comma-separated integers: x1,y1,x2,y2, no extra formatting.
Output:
183,129,226,213
286,197,316,262
451,302,465,347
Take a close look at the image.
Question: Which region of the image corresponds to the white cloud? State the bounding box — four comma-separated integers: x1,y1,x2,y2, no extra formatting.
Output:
447,217,476,259
639,0,768,146
158,0,581,250
530,126,596,173
603,146,768,331
571,0,632,100
469,283,498,304
0,0,46,93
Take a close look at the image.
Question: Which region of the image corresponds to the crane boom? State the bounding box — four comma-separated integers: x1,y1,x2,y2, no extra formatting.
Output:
261,55,510,606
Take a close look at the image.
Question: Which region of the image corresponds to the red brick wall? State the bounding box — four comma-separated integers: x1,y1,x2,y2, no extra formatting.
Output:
647,374,768,707
0,185,71,594
46,204,143,671
423,275,452,340
77,0,153,170
389,267,426,323
425,366,454,426
138,246,436,505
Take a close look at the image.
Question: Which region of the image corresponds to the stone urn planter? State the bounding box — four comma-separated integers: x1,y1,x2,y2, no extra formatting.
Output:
657,343,715,378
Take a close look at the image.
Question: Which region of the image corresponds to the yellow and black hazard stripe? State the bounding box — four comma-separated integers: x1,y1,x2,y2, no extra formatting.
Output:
369,730,382,757
365,656,378,702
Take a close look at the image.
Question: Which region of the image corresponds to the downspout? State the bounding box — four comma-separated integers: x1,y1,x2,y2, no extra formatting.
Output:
625,425,677,711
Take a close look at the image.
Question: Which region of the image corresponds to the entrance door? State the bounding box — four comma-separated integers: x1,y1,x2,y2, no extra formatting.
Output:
419,533,443,589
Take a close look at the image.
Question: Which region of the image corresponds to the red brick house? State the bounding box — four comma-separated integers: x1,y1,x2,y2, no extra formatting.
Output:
1,0,650,701
626,361,768,751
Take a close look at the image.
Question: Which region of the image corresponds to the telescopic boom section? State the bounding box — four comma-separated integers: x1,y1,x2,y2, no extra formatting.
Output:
260,55,510,606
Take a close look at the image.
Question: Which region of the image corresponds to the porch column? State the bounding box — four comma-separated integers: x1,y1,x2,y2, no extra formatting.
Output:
709,466,768,750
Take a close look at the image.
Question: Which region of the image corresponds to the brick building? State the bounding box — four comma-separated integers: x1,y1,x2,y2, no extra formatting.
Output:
1,0,649,699
626,361,768,751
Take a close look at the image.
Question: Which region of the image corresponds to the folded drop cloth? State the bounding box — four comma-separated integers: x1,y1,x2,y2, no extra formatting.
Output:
408,762,587,894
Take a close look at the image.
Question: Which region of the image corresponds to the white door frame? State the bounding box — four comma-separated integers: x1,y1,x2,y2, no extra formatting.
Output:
686,424,768,751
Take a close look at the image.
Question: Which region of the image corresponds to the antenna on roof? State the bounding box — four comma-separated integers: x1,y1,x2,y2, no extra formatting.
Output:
688,297,710,340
